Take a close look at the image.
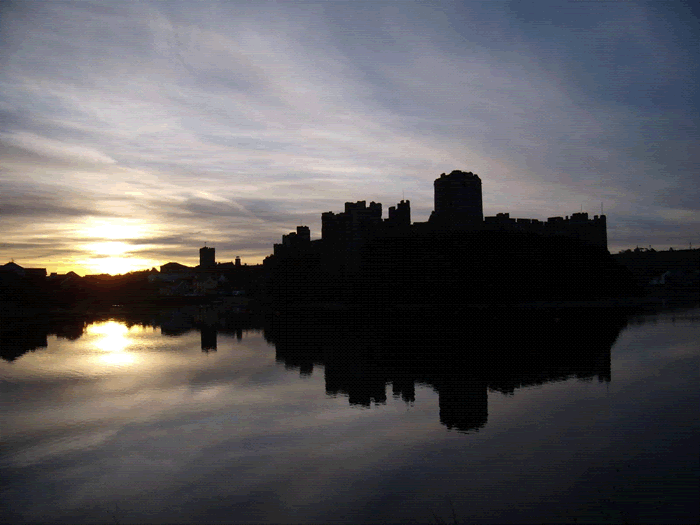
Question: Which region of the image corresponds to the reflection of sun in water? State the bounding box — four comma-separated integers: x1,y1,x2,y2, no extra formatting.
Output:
87,321,137,367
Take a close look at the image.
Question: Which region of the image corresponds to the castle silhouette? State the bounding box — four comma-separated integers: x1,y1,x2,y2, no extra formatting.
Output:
262,170,629,307
273,170,608,257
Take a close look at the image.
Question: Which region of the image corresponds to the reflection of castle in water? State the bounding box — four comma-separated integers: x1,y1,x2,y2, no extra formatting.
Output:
201,326,217,352
155,305,251,351
2,307,626,434
266,310,625,433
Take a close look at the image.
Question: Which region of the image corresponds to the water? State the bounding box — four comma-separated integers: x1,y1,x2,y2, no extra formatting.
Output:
1,306,698,524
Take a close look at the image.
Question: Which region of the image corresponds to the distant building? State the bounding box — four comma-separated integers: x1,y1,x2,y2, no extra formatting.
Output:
1,262,26,277
1,262,47,279
24,268,47,280
160,262,193,274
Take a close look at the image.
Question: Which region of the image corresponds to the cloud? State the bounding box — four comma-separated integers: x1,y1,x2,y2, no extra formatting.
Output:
1,132,116,165
0,0,697,271
0,180,108,220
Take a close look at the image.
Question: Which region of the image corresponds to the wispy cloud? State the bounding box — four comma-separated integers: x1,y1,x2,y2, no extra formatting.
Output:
1,0,697,271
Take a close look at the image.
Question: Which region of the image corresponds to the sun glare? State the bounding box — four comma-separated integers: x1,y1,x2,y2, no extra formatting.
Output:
88,321,130,351
79,256,147,276
85,241,133,256
81,219,146,241
83,241,137,274
75,219,160,275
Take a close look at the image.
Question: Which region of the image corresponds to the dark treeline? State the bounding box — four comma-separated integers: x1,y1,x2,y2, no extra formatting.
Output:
613,248,699,299
266,229,639,307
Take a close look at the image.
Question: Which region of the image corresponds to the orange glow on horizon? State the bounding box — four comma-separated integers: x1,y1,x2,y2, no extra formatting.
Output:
80,256,155,276
73,218,160,275
17,253,268,277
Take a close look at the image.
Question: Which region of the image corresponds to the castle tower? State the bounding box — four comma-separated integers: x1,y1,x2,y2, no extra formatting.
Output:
430,170,483,227
199,246,215,269
387,199,411,228
296,225,311,243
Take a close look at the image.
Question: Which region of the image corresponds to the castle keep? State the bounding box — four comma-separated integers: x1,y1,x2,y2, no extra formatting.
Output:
430,170,483,226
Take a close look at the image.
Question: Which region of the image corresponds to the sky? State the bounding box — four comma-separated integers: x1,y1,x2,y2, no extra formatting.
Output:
1,0,698,275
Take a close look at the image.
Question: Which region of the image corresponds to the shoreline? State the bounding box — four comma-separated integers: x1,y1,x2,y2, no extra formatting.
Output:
2,290,697,321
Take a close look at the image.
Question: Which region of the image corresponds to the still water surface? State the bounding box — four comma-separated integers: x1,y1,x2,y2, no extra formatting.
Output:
1,307,698,524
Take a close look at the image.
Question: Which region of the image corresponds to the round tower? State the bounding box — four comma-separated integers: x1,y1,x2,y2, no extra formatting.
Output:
431,170,483,226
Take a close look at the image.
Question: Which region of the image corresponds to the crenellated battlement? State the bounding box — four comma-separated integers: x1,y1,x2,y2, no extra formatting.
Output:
483,212,607,250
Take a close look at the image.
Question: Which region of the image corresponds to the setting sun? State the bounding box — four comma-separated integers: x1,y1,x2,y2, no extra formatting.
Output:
85,241,133,257
73,219,161,275
80,219,146,241
83,257,146,276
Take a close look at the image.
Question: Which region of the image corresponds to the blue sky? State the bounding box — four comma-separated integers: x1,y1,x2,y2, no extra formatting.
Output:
1,0,698,274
